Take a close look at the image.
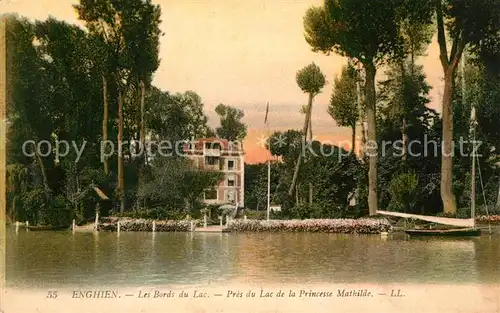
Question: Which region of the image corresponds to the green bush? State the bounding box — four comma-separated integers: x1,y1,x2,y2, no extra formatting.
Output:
243,210,267,220
113,208,185,220
289,203,323,219
388,172,419,212
39,195,72,226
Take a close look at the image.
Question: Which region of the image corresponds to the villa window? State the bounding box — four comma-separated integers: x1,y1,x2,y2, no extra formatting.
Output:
226,190,235,201
205,156,218,165
205,142,221,150
228,160,234,170
228,179,235,187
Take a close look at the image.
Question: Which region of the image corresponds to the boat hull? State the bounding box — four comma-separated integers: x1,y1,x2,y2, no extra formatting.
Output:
405,228,481,237
27,225,70,231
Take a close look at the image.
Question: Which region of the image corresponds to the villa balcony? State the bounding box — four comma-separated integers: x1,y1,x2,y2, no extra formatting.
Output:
203,164,221,171
204,148,221,157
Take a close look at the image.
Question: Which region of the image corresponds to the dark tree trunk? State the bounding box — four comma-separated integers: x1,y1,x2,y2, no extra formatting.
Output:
102,75,109,175
289,93,313,196
308,103,313,205
440,70,457,214
117,89,125,212
436,0,464,215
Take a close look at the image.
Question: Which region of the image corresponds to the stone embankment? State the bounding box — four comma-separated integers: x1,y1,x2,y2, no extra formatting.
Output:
98,217,201,232
97,217,391,233
226,218,391,234
476,215,500,224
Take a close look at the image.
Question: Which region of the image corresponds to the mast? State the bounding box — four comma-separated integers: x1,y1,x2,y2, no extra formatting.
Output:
463,52,476,226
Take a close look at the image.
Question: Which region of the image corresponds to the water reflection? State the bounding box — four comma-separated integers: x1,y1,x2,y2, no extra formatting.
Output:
93,231,98,277
6,230,500,289
231,233,483,284
474,236,500,283
151,231,156,257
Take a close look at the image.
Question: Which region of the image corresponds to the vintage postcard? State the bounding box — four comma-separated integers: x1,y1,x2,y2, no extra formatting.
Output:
1,0,500,312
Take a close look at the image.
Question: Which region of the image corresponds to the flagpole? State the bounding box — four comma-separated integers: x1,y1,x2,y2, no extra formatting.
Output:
266,102,271,221
267,147,270,220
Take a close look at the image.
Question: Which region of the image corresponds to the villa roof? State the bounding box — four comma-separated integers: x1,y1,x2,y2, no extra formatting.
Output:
185,137,244,151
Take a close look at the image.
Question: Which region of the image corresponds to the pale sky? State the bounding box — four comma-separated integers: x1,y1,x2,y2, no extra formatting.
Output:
1,0,445,163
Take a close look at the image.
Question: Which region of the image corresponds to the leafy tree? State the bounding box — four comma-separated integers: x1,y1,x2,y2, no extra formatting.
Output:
243,164,265,210
469,17,500,210
146,88,213,143
244,162,281,210
74,0,121,176
6,164,29,221
6,15,53,196
176,91,213,139
264,130,363,216
453,47,500,212
300,141,362,218
394,2,434,161
215,104,247,142
328,63,359,153
6,14,109,224
5,8,228,223
378,62,432,158
267,130,303,166
34,18,107,219
119,0,162,201
377,118,443,215
288,63,326,199
303,0,415,215
75,0,128,211
122,0,161,154
75,0,164,212
137,156,222,215
434,0,500,214
398,0,434,65
376,62,442,214
146,88,187,143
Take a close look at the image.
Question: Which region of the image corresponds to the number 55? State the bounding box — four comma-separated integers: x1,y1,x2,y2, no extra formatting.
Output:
47,291,58,299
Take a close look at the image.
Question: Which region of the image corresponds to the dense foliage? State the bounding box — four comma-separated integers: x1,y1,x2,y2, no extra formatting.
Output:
244,0,500,218
6,1,500,226
5,4,242,225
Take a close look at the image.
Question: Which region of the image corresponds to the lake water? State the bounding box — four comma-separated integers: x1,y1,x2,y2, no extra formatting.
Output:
6,229,500,289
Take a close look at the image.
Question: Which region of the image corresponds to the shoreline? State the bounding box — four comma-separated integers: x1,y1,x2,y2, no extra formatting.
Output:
9,215,500,233
97,217,393,234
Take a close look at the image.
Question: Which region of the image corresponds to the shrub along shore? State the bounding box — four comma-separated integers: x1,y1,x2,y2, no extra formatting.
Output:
97,217,392,234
